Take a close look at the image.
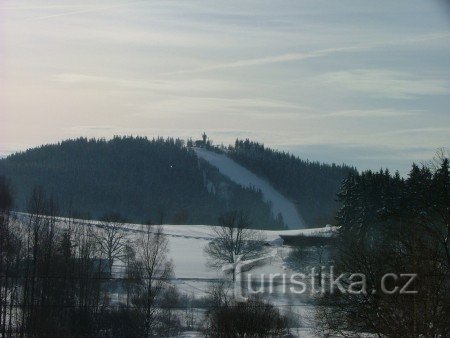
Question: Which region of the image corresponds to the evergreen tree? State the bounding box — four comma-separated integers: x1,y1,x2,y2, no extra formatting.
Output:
228,138,355,226
0,137,280,229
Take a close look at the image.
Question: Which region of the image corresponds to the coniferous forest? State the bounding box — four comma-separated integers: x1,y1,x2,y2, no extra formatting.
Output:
0,137,278,228
317,155,450,336
228,139,356,226
0,136,355,228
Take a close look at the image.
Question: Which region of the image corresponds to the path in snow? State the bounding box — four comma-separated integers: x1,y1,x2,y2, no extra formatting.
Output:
194,148,305,229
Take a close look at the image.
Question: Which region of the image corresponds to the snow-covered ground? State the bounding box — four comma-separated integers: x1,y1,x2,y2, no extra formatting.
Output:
14,213,335,335
14,212,335,284
122,223,336,282
194,148,305,229
174,328,320,338
125,222,328,332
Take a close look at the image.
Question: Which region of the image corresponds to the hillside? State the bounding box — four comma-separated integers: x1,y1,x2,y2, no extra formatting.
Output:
0,137,278,228
195,147,305,228
228,139,356,226
0,136,355,228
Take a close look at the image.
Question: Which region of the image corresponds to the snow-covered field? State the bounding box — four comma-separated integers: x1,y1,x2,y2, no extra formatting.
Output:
195,148,305,229
14,212,336,335
124,222,330,333
118,223,333,286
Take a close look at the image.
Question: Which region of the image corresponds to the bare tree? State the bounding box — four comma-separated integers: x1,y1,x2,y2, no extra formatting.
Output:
159,285,181,337
0,176,14,337
133,224,173,337
204,211,266,281
92,213,129,273
204,288,289,337
23,187,47,335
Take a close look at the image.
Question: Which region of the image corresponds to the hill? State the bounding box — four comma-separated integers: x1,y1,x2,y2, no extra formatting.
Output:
0,136,355,228
228,139,356,226
0,137,277,228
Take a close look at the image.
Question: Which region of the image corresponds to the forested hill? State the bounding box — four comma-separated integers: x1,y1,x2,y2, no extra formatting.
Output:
0,137,278,228
228,139,357,226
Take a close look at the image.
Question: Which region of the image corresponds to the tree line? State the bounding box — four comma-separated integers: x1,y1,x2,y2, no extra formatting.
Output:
317,152,450,336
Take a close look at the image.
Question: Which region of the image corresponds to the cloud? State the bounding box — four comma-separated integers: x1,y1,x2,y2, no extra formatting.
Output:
51,74,426,121
54,73,107,84
318,69,450,99
280,143,442,176
23,1,148,21
126,96,313,119
325,109,420,118
161,32,450,76
54,73,244,94
380,127,450,136
161,46,361,75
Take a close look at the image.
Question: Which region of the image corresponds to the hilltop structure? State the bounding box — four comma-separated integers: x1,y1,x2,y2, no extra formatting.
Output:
194,132,209,147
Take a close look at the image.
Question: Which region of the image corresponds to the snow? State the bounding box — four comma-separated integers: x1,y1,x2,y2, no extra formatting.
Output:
127,223,337,241
221,249,278,274
194,148,305,229
174,332,203,338
13,213,337,335
266,225,339,241
168,236,216,279
14,212,335,283
13,212,336,283
150,223,335,333
173,329,321,338
119,223,336,282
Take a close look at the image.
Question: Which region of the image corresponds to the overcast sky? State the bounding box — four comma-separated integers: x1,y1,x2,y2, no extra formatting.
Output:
2,0,450,174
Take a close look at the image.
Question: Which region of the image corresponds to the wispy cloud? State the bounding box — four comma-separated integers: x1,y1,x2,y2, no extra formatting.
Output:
380,127,450,136
325,109,420,118
54,73,244,94
318,69,450,99
23,1,147,21
126,96,313,119
51,74,431,120
161,46,362,76
162,33,450,76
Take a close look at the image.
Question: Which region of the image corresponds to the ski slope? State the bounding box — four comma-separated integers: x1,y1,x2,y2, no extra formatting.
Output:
194,148,305,229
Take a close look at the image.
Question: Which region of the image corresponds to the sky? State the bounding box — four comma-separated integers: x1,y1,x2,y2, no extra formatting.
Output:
1,0,450,175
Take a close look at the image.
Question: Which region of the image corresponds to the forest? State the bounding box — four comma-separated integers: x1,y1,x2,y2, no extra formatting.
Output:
228,139,356,226
317,153,450,336
0,137,278,229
